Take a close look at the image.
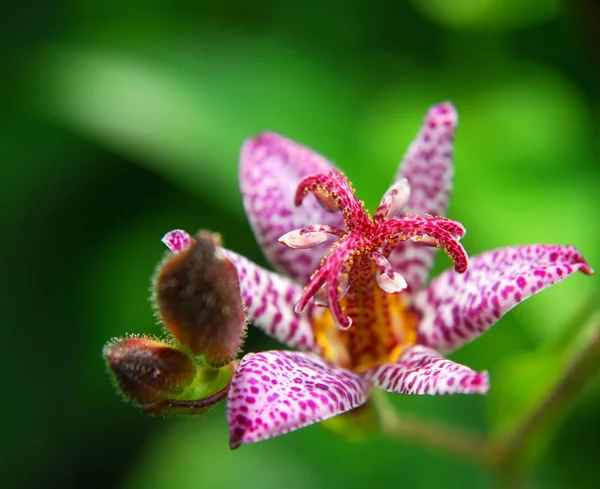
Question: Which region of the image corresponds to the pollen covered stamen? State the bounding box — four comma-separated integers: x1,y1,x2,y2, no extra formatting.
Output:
371,252,408,293
278,225,346,249
429,216,466,239
279,229,327,249
290,172,468,346
295,170,371,232
384,215,468,273
294,235,360,330
409,234,438,247
376,272,408,294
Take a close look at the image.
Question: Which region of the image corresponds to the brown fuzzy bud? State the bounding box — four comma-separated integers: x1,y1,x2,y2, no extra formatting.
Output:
153,231,246,366
104,337,197,405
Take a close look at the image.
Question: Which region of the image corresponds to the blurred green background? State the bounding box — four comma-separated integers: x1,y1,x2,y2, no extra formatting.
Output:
2,0,600,488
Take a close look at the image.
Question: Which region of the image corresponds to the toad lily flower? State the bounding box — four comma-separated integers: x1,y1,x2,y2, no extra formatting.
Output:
164,103,593,449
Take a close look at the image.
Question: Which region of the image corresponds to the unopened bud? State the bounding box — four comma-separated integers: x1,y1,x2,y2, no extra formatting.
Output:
103,337,197,405
153,230,246,366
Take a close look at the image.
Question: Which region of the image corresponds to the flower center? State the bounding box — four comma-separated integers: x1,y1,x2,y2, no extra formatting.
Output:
312,263,418,372
279,170,468,370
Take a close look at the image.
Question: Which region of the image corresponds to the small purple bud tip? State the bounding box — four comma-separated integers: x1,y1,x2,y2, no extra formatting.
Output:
153,230,247,366
103,337,197,405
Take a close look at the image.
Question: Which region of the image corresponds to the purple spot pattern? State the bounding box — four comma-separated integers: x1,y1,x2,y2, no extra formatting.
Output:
363,345,489,395
388,102,457,293
228,350,368,448
239,133,345,285
414,245,594,354
161,107,593,448
162,229,193,253
223,249,321,353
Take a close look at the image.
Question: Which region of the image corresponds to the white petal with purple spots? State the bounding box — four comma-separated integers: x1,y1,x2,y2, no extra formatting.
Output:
162,229,193,254
363,345,489,395
388,102,458,292
239,133,345,285
228,350,368,448
414,244,594,354
223,250,320,352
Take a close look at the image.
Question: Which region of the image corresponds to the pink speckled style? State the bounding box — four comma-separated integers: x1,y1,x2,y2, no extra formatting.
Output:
164,102,593,448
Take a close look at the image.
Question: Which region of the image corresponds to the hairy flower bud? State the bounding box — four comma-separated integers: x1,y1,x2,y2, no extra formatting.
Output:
103,337,197,406
153,231,246,366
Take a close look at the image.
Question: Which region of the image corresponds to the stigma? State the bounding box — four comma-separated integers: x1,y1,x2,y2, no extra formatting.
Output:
279,170,468,332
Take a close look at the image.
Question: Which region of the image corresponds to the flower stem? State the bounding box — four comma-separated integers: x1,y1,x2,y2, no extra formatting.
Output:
372,389,500,464
494,316,600,466
374,315,600,470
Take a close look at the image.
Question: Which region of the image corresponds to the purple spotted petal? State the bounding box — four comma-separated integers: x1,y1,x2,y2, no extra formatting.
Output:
162,229,193,254
388,103,458,292
363,345,489,395
239,133,345,284
222,249,320,353
227,350,368,448
414,245,594,354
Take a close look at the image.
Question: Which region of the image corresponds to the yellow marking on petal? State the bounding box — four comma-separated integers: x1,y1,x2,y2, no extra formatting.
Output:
351,281,417,372
313,305,351,370
312,271,418,373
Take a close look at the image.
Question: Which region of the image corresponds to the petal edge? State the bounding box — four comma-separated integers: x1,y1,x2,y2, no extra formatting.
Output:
389,102,458,292
239,133,345,284
227,350,368,448
223,249,321,353
415,244,594,353
363,345,489,395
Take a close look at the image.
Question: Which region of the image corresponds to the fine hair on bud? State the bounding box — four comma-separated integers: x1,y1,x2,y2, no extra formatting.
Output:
103,337,197,406
153,230,246,367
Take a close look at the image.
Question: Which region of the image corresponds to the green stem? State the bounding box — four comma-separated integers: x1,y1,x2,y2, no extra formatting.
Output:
372,389,501,465
495,318,600,466
373,318,600,471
